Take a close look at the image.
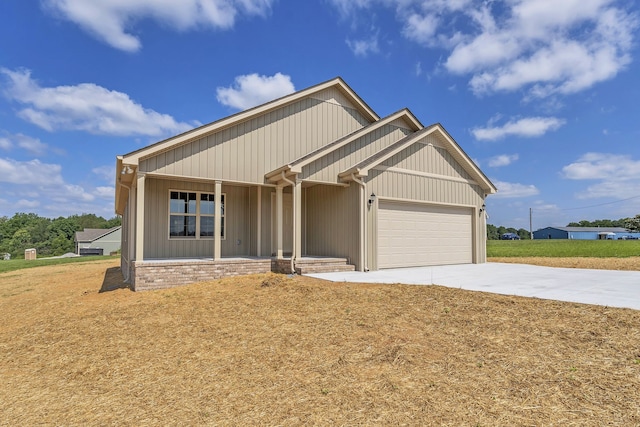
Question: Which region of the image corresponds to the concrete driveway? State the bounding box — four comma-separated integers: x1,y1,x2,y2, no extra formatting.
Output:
307,263,640,311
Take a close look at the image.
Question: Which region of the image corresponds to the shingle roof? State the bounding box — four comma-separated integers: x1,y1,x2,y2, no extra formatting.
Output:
75,226,121,243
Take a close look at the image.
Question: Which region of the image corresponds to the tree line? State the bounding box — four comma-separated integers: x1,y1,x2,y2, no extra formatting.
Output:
0,213,121,258
488,215,640,240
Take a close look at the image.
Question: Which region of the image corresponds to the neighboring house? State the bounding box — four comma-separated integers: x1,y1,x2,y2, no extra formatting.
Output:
115,77,497,291
533,226,640,240
75,227,122,255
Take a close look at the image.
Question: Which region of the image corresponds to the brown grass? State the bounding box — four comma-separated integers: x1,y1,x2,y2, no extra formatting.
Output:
1,258,639,426
489,256,640,271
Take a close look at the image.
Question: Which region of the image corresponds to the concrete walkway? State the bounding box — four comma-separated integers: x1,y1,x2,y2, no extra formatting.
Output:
307,263,640,311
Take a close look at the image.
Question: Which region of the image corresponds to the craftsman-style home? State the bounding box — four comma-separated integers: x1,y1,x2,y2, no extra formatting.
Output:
115,77,496,290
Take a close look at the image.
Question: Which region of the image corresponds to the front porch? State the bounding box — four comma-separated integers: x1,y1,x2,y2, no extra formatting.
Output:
130,256,354,291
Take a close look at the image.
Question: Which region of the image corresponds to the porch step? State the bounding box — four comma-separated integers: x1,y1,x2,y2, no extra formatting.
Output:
295,257,355,274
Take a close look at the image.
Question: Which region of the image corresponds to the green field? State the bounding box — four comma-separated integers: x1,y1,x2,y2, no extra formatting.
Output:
0,256,115,274
488,239,640,258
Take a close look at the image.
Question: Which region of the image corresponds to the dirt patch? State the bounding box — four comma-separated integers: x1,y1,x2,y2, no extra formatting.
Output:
1,259,639,426
489,256,640,271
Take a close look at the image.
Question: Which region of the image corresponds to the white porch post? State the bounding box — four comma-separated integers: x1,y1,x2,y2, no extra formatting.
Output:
214,180,222,261
293,179,302,259
276,185,283,259
135,172,145,263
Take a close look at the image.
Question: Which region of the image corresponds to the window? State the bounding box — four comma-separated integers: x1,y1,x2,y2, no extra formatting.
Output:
169,191,224,239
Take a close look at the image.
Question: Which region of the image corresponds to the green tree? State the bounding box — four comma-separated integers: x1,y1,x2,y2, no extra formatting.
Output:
486,224,499,240
625,215,640,232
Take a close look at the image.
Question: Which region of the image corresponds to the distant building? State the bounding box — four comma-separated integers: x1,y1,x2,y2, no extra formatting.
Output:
74,226,122,255
533,226,640,240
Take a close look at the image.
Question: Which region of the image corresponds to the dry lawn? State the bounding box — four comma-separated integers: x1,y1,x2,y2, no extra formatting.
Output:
1,258,639,426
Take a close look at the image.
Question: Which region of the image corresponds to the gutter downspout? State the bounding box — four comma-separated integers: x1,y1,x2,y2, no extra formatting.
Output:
351,173,367,272
280,171,296,274
117,180,132,283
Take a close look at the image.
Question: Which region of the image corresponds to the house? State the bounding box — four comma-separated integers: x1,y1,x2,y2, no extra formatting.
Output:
115,77,497,291
533,226,640,240
75,226,122,255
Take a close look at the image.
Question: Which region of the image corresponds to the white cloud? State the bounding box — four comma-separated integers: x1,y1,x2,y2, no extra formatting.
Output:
0,137,11,150
92,165,114,182
1,68,194,137
94,186,115,199
0,133,48,156
43,0,274,52
472,116,565,141
562,152,640,199
332,0,637,98
491,179,540,198
216,73,295,110
402,13,439,45
346,33,380,57
0,158,64,186
15,199,40,209
488,154,519,167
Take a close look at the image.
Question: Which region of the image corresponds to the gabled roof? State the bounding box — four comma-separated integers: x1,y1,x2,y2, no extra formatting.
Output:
118,77,379,167
339,123,497,194
265,108,422,182
75,226,121,243
115,77,380,214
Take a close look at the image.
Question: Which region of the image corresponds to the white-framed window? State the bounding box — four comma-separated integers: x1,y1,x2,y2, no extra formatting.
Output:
169,190,225,239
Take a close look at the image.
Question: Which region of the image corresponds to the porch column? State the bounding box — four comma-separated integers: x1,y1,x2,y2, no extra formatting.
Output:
293,178,302,259
214,180,222,261
276,185,283,259
256,186,262,257
135,172,145,262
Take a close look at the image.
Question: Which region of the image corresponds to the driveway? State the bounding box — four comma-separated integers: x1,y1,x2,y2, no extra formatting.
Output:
307,263,640,311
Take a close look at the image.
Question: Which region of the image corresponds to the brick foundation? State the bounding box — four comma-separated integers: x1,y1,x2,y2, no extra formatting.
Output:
132,258,272,291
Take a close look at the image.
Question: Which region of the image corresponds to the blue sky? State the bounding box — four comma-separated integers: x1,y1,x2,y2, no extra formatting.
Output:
1,0,639,230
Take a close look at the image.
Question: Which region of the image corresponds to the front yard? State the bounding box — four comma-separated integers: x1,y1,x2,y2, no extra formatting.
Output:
1,258,639,425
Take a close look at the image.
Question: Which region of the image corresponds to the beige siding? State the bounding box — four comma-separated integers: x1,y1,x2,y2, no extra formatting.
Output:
143,178,253,258
304,183,361,268
301,124,412,183
365,141,487,269
140,93,370,183
368,169,484,206
382,136,475,182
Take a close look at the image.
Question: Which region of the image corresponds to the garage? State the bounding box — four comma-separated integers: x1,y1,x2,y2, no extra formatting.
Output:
377,200,473,268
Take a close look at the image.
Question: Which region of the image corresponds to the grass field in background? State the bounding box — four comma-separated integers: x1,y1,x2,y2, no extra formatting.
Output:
488,239,640,258
0,256,116,274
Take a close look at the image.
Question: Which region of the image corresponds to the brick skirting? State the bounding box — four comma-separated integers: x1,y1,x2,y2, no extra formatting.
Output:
132,258,272,291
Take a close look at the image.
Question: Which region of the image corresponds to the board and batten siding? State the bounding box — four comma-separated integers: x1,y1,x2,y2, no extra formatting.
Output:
301,124,413,183
142,178,253,259
304,183,360,269
365,138,487,268
139,93,371,183
383,136,476,182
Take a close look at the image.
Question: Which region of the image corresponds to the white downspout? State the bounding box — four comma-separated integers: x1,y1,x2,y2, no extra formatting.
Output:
280,171,296,274
351,173,367,272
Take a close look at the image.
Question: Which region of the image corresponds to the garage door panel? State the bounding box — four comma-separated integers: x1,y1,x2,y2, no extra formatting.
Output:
378,201,472,269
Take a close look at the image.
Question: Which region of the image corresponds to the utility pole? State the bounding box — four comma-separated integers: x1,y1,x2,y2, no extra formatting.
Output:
530,208,533,240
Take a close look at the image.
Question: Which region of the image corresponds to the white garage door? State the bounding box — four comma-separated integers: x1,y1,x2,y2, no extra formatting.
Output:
378,201,473,269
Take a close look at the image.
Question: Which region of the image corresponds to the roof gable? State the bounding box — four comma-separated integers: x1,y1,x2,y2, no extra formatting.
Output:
119,77,379,167
265,109,422,182
339,123,497,194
